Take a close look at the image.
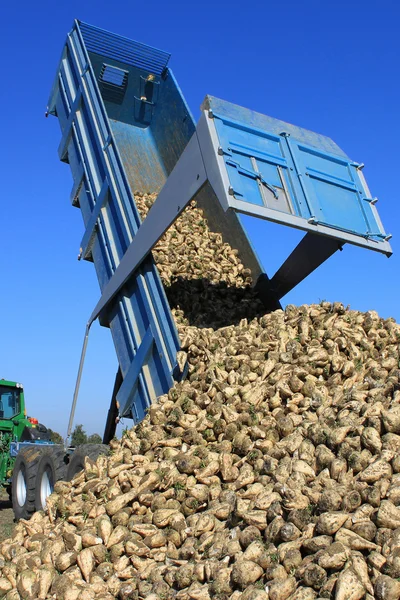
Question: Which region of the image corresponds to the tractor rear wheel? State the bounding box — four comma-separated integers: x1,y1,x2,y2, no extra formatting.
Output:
12,446,42,520
67,444,109,481
35,446,67,512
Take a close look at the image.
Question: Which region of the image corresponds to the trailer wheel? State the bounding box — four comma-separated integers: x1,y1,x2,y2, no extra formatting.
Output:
35,446,67,512
12,447,42,520
67,444,109,481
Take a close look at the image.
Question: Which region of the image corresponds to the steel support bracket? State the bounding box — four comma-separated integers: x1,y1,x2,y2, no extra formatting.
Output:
58,89,83,161
265,232,343,301
79,178,110,260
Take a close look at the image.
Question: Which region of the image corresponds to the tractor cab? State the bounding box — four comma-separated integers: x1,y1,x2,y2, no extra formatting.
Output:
0,380,25,488
0,380,24,425
0,379,50,443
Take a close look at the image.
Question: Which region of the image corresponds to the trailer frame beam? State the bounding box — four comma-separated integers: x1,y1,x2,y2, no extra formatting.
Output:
266,232,344,302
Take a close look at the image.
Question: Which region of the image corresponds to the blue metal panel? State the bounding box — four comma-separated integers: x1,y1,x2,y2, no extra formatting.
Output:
213,114,304,216
209,100,390,245
10,441,54,458
50,21,182,422
117,327,154,420
285,137,385,241
78,21,171,76
205,96,348,158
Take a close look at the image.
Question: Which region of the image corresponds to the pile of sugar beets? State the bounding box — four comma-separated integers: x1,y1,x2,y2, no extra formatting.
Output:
1,195,400,600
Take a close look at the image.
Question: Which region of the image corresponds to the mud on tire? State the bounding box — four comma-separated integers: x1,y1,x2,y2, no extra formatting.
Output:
12,446,42,521
35,446,67,512
67,444,109,481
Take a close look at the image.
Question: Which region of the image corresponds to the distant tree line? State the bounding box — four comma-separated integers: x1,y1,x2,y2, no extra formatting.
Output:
70,424,102,446
47,429,63,444
47,424,102,446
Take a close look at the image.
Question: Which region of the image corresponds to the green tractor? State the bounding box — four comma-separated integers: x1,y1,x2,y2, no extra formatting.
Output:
0,379,66,519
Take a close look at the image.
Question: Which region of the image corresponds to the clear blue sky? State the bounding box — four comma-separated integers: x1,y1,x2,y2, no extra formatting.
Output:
1,0,399,437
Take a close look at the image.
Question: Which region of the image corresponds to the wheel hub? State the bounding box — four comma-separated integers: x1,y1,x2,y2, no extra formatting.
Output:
16,469,27,507
40,467,53,509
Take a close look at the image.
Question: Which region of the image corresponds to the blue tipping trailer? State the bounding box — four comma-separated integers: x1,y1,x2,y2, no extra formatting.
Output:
48,21,392,441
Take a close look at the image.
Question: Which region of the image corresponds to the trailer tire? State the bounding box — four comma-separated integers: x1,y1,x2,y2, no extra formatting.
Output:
35,446,67,512
67,444,109,481
12,446,42,520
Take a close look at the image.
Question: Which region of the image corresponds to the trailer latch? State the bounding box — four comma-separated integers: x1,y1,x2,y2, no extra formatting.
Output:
225,158,279,199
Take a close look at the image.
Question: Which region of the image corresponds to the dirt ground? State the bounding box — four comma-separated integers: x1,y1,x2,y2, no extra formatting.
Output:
0,488,15,542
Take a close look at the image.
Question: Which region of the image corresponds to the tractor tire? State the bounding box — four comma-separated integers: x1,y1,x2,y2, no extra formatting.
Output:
67,444,109,481
35,446,67,512
12,446,43,520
